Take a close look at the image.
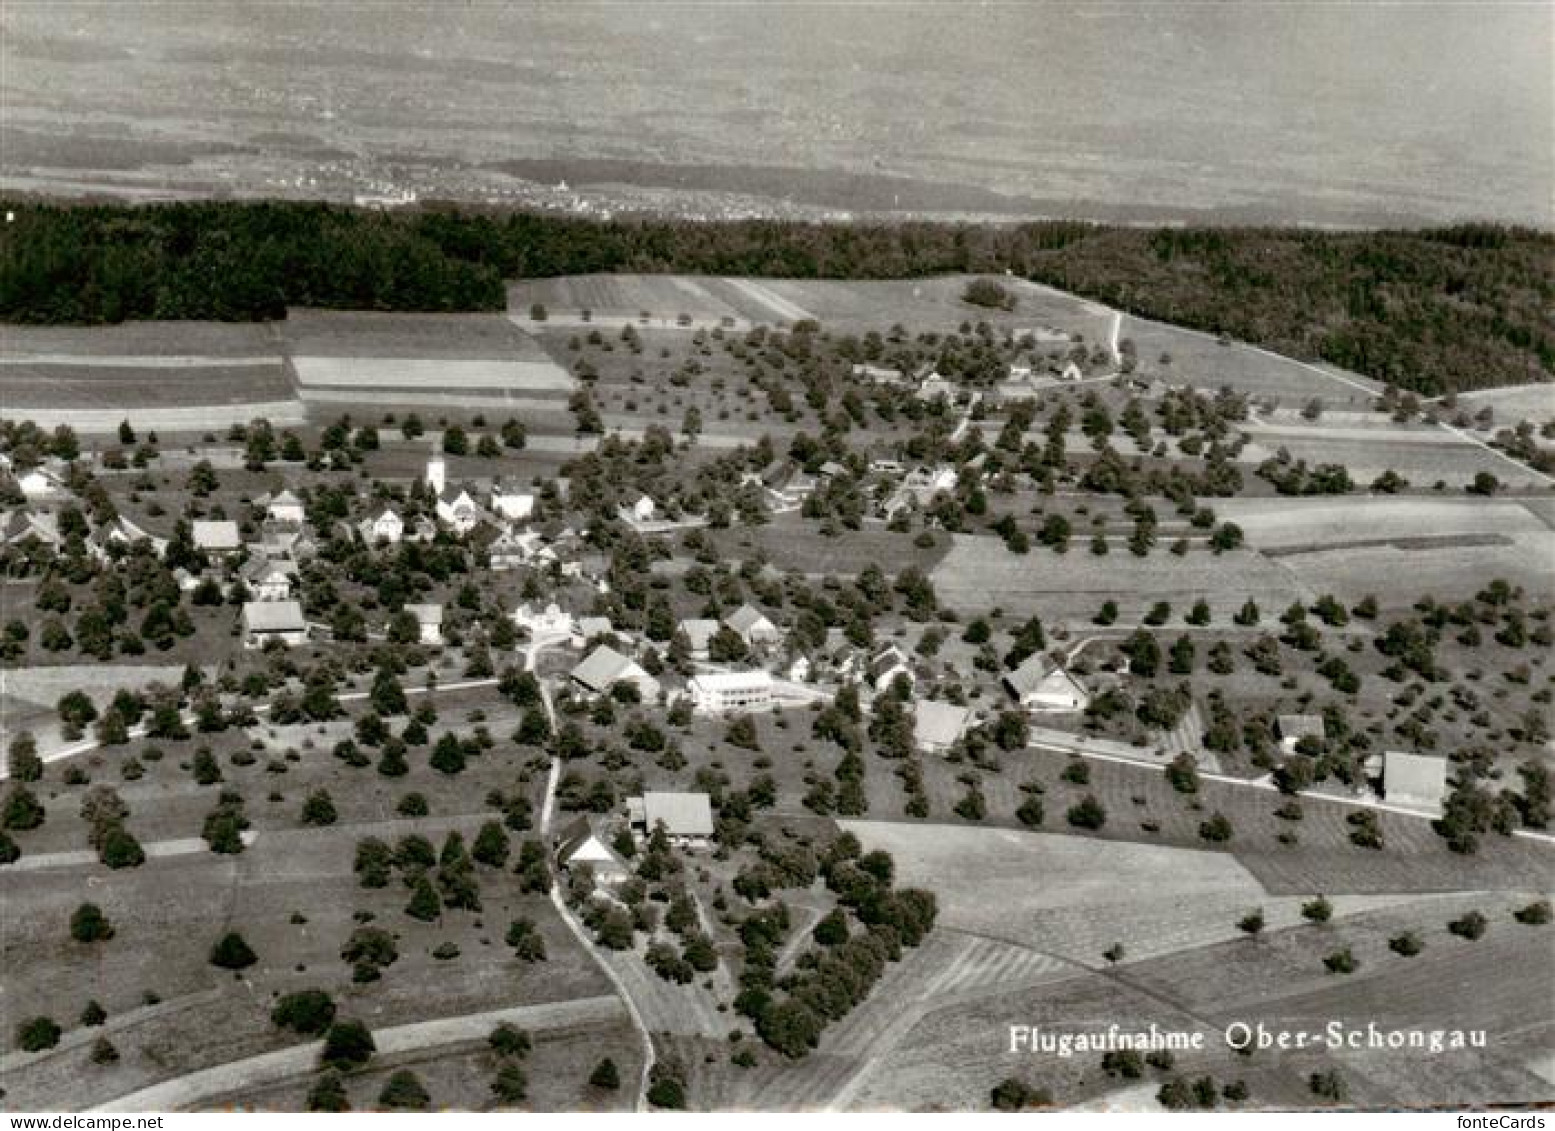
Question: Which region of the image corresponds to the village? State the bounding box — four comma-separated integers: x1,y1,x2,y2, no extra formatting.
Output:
1,273,1550,1114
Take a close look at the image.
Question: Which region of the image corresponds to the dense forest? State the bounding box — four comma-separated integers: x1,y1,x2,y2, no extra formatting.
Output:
1,200,1549,395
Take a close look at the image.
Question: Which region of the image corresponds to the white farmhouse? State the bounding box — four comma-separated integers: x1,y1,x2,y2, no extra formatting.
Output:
687,670,774,714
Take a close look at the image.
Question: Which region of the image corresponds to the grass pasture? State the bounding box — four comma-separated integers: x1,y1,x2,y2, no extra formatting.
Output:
1212,497,1551,553
1457,384,1555,425
1237,422,1542,488
506,275,758,329
1,321,301,433
1122,315,1377,406
929,533,1301,624
1273,532,1554,610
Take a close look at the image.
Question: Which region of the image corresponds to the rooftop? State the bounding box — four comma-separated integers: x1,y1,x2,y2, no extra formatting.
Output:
641,792,715,838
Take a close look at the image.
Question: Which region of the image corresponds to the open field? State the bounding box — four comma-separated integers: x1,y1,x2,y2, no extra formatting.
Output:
711,514,953,578
2,322,281,359
282,310,555,362
930,534,1302,624
507,275,760,328
1275,532,1555,608
1122,316,1378,405
292,358,572,392
759,275,1113,339
822,823,1551,1110
1457,384,1555,424
1212,497,1553,552
207,1013,642,1112
1,320,301,433
1238,422,1544,488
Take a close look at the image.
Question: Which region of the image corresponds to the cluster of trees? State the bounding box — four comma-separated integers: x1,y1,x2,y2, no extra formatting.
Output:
735,834,937,1058
5,202,1547,395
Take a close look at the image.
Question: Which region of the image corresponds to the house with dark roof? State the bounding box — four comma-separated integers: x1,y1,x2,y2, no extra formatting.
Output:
192,520,241,555
241,600,307,649
725,603,780,648
1005,654,1089,711
570,645,661,701
554,816,631,887
630,792,715,848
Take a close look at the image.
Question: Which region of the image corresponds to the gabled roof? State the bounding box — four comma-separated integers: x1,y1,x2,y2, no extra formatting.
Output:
269,488,302,507
1003,652,1053,699
870,643,912,682
242,600,305,632
191,520,241,551
405,603,443,625
555,816,627,870
241,554,298,583
641,792,715,838
571,645,633,691
725,603,776,636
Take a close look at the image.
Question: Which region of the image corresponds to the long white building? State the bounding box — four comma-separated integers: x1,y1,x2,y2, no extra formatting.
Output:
687,670,774,714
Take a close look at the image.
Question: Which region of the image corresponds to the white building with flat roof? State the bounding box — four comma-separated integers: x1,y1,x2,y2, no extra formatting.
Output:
688,670,774,714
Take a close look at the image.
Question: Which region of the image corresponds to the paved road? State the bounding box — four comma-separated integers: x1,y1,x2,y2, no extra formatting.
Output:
92,996,624,1112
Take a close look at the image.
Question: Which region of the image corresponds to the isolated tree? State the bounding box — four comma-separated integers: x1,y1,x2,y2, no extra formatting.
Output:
210,931,258,970
70,902,115,943
589,1058,621,1090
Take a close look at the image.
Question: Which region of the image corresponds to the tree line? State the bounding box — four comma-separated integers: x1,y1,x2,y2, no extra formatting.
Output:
1,200,1549,394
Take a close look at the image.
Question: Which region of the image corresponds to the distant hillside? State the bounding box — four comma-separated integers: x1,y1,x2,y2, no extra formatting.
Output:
2,201,1549,396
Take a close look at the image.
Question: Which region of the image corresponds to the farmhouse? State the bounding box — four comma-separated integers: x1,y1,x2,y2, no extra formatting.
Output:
514,601,575,638
576,615,616,643
488,527,543,570
16,464,67,502
869,643,915,695
263,489,306,525
883,464,958,517
914,699,973,755
676,618,721,661
1381,751,1449,814
242,555,298,602
1,510,64,551
630,792,715,848
725,603,781,648
570,645,661,701
435,489,483,534
554,817,631,887
1276,714,1326,754
490,482,536,521
192,520,241,555
359,508,404,545
241,600,307,649
687,670,774,714
405,603,444,646
1005,654,1090,711
88,515,165,560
